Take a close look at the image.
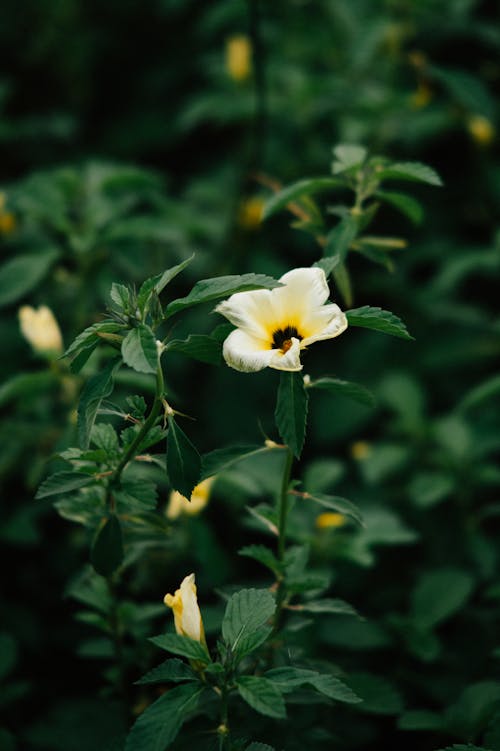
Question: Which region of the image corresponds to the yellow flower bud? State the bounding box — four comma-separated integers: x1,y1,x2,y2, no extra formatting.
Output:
166,478,214,520
226,35,252,82
0,212,16,234
164,573,206,644
19,305,63,356
238,196,264,230
350,441,371,460
315,512,347,530
467,115,495,145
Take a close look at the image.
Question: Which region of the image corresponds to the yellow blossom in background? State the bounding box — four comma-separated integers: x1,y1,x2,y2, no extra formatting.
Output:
19,305,63,356
166,477,214,519
467,115,495,145
315,512,346,530
350,441,372,461
164,573,206,644
238,196,264,230
0,192,16,235
226,35,252,82
409,82,432,109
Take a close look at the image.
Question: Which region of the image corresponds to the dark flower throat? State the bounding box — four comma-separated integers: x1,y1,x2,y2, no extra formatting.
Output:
271,325,302,352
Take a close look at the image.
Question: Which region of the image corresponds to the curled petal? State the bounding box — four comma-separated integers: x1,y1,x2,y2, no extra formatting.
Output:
268,337,302,371
222,329,275,372
301,304,348,346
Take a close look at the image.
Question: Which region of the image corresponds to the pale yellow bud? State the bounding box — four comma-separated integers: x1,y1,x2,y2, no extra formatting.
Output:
238,196,264,229
226,35,252,82
350,441,372,460
467,115,495,145
166,478,214,520
19,305,63,356
315,512,347,530
164,573,206,644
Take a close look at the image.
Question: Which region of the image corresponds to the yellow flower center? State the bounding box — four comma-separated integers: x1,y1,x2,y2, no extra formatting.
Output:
271,325,303,352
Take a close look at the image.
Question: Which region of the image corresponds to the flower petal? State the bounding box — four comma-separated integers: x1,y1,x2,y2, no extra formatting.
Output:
276,267,330,317
222,328,275,372
301,304,348,346
269,337,303,371
215,289,277,341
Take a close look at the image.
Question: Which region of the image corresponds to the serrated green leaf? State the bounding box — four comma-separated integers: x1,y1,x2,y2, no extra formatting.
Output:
234,626,273,660
125,682,203,751
376,190,424,225
332,144,368,173
63,321,124,360
110,283,131,311
137,255,194,313
236,676,286,719
376,161,443,186
262,177,344,220
149,633,209,663
222,589,276,655
201,444,274,481
121,325,158,374
297,598,360,617
165,334,223,366
238,544,281,575
347,672,404,714
0,248,59,307
307,377,376,407
166,419,201,499
275,371,308,458
411,568,474,629
323,214,359,264
266,667,361,704
77,358,121,449
165,274,282,317
36,471,96,499
90,514,124,577
346,306,414,340
303,491,363,526
135,658,196,685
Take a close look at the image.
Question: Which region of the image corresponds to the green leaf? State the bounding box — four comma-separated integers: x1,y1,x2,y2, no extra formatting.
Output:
121,325,158,374
235,626,273,660
201,444,274,481
303,491,364,526
411,568,474,630
63,321,124,361
135,659,196,685
297,598,360,617
222,589,276,655
165,334,223,366
332,261,353,307
0,248,59,307
397,710,443,730
332,144,368,173
307,377,376,407
262,177,344,220
376,190,424,225
0,371,57,407
323,214,359,264
275,371,308,458
238,544,281,575
458,374,500,412
236,676,286,719
445,682,500,742
166,419,201,499
149,633,209,663
376,161,443,186
165,274,282,317
137,255,194,313
36,471,96,499
110,283,131,311
266,667,361,704
125,682,203,751
90,514,124,577
77,358,121,449
346,672,404,714
346,306,414,340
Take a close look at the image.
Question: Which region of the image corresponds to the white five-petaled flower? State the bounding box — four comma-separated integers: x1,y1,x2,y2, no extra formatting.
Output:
164,573,206,644
215,267,348,372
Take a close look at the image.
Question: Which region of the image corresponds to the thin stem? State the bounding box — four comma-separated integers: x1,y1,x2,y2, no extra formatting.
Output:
217,685,230,750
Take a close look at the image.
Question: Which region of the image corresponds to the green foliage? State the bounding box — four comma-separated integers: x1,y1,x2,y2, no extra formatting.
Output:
77,358,121,448
0,248,60,307
165,274,282,317
346,306,414,340
306,377,376,407
221,589,276,657
275,371,309,458
236,676,287,719
90,514,124,577
166,418,202,499
121,326,158,375
149,634,210,663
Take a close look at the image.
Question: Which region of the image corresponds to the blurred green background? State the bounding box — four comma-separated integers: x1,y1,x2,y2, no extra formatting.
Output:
1,0,499,749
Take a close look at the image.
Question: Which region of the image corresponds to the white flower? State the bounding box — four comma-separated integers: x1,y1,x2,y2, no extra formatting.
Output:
18,305,63,356
166,478,214,520
164,573,206,644
215,267,348,372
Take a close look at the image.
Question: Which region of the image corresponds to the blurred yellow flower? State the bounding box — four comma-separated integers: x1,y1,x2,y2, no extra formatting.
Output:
410,82,432,110
238,196,264,230
164,573,206,644
467,115,495,145
0,192,16,234
226,35,252,82
166,477,214,520
19,305,63,356
350,441,371,460
315,512,346,530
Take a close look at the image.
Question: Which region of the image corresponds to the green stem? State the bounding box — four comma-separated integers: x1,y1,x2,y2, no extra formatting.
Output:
218,685,230,750
106,362,165,508
274,447,294,629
